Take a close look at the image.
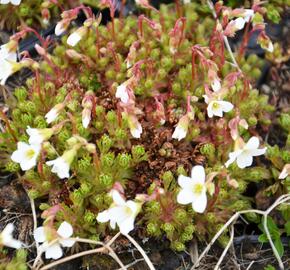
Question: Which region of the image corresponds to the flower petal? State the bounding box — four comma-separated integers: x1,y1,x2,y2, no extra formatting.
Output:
245,136,259,150
109,206,129,224
207,104,214,118
110,219,116,229
97,210,110,223
45,243,63,260
225,150,240,168
111,190,126,206
6,239,22,249
20,157,37,171
33,227,46,243
220,101,234,112
126,201,139,216
236,152,253,168
11,0,21,5
177,189,194,205
234,17,246,30
11,142,29,162
178,175,193,189
67,32,81,47
191,165,205,183
172,125,187,141
116,84,129,103
2,223,14,236
211,78,221,92
119,217,135,235
57,221,73,238
59,239,75,247
248,147,267,157
192,192,207,213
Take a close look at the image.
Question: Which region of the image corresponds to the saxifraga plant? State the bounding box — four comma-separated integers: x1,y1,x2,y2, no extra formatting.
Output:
0,0,289,257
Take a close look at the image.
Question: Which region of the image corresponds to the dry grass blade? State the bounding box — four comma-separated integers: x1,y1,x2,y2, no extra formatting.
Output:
190,194,290,270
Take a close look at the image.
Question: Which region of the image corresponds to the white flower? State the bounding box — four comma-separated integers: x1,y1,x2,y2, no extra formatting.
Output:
0,42,17,60
82,112,91,129
46,158,70,179
34,221,75,260
0,59,13,85
67,27,88,47
0,0,21,5
11,142,41,171
0,223,22,249
204,95,233,118
211,77,221,92
0,51,19,85
97,190,141,235
55,20,69,36
81,92,94,129
172,114,191,141
177,165,207,213
279,164,290,179
45,103,64,124
130,121,142,138
266,41,274,53
26,126,53,145
46,147,77,179
232,17,246,30
225,136,267,169
242,9,254,23
172,125,187,141
116,84,129,103
67,32,81,47
127,115,142,138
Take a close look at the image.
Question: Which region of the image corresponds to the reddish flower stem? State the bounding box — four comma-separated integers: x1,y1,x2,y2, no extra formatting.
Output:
191,50,197,83
175,0,182,18
238,21,251,58
35,69,46,109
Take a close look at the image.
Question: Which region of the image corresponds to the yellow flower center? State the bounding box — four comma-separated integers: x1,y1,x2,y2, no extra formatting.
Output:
25,149,35,159
212,102,220,109
193,183,204,195
124,206,133,216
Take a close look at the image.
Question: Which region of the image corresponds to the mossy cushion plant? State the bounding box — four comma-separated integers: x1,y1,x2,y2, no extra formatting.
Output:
0,0,77,30
0,0,289,263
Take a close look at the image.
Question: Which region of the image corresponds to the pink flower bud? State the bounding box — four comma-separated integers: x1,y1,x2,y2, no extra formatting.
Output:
125,41,140,68
81,91,95,128
257,32,274,53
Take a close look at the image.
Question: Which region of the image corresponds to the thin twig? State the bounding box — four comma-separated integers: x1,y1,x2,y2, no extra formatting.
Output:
29,196,43,268
34,234,126,270
29,197,37,233
124,234,156,270
116,258,145,270
246,261,255,270
39,247,105,270
214,225,234,270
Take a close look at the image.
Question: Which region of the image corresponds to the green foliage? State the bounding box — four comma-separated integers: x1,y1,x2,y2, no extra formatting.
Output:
0,249,27,270
0,0,65,30
264,265,276,270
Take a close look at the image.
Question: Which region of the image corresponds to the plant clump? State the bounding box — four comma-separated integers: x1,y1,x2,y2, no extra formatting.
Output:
0,0,289,258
